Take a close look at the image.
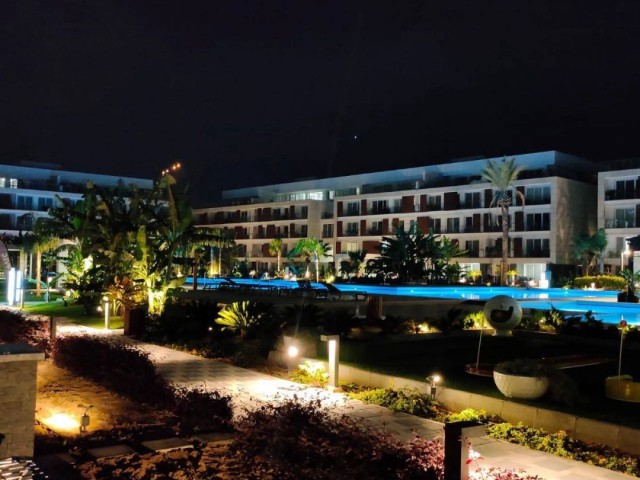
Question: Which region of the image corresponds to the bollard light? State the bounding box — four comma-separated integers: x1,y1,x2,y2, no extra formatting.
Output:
78,404,94,434
103,295,110,330
427,373,442,400
287,345,299,358
321,335,340,389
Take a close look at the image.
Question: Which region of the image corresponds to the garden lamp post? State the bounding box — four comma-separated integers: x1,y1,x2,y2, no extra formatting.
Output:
321,335,340,389
427,373,442,400
103,295,110,330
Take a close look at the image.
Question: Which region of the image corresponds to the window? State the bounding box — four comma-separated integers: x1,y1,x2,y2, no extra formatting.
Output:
463,192,481,208
16,196,33,210
526,213,550,230
38,197,54,211
446,218,460,233
346,202,360,216
369,221,383,235
301,225,308,236
526,186,551,204
615,208,635,228
465,240,479,256
322,224,333,238
9,178,18,189
371,200,388,214
526,239,549,257
0,178,5,188
616,180,635,200
240,211,248,222
429,218,441,233
345,242,358,252
17,215,33,230
427,195,441,210
346,222,358,236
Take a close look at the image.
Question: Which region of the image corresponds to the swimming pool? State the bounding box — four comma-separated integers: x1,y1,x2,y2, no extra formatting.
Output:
186,278,636,325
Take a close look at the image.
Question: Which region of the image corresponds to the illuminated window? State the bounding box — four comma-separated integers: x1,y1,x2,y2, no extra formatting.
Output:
345,242,358,252
9,178,18,188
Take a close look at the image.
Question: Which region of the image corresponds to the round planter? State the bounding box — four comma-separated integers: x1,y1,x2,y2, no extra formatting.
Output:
493,370,549,399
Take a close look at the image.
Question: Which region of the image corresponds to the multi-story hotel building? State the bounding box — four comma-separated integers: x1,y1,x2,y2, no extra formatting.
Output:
0,162,153,269
196,151,598,283
598,159,640,273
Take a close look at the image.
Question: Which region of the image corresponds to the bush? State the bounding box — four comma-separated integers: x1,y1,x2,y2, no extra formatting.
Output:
289,360,328,387
349,387,438,418
488,422,640,476
171,385,233,434
0,308,51,354
146,298,222,343
231,398,442,479
52,335,171,405
424,307,465,333
573,275,625,290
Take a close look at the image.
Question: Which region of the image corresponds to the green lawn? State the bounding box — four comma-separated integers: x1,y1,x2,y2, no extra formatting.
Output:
23,300,124,330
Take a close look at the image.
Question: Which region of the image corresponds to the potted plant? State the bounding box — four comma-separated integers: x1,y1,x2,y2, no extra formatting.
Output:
618,269,640,303
493,358,550,399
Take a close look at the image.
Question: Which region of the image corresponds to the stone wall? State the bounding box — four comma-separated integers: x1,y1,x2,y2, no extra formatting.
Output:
0,343,44,458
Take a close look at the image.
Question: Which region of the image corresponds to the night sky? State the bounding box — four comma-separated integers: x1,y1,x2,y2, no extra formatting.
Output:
2,1,640,206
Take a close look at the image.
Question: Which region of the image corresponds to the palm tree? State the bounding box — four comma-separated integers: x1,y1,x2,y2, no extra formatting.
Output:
288,237,332,282
573,228,607,276
481,157,525,285
340,249,367,278
268,236,284,273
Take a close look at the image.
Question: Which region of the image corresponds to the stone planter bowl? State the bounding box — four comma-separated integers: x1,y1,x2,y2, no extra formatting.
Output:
493,370,549,399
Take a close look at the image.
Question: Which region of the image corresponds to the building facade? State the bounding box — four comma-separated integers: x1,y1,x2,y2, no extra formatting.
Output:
598,160,640,273
196,151,598,283
0,162,153,273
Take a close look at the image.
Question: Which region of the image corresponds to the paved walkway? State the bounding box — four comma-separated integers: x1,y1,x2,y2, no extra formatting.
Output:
56,321,632,479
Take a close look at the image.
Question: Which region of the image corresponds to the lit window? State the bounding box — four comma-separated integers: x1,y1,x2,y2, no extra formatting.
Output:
9,178,18,188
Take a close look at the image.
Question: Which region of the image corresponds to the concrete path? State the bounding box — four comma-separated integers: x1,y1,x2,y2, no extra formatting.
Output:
56,321,632,479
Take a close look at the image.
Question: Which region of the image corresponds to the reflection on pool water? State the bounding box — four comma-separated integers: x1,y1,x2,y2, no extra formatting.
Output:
187,278,637,325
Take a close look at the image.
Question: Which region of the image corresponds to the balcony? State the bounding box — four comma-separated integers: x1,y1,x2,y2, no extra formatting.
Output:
343,210,361,217
526,249,550,258
366,228,383,235
343,230,359,237
605,190,640,201
524,197,550,205
605,219,636,229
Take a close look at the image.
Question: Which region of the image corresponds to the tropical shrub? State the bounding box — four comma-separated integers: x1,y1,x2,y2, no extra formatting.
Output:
348,388,438,418
424,307,465,332
289,360,329,387
215,301,280,340
573,275,625,290
146,297,222,343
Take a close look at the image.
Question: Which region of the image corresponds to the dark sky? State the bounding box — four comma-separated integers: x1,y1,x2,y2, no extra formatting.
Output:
2,1,640,206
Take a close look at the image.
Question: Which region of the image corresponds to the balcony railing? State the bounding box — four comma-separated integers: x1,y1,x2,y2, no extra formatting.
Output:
605,219,636,229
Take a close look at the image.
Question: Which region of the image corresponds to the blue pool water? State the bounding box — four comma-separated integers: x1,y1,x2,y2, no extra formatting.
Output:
186,277,637,325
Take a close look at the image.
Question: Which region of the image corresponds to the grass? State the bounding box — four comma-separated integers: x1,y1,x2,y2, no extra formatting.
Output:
23,299,124,330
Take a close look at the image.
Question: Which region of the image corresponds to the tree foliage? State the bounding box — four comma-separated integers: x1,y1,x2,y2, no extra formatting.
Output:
481,157,524,285
366,224,465,283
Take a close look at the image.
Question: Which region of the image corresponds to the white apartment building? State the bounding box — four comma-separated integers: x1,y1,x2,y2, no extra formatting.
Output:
598,160,640,273
0,162,153,271
196,151,598,282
